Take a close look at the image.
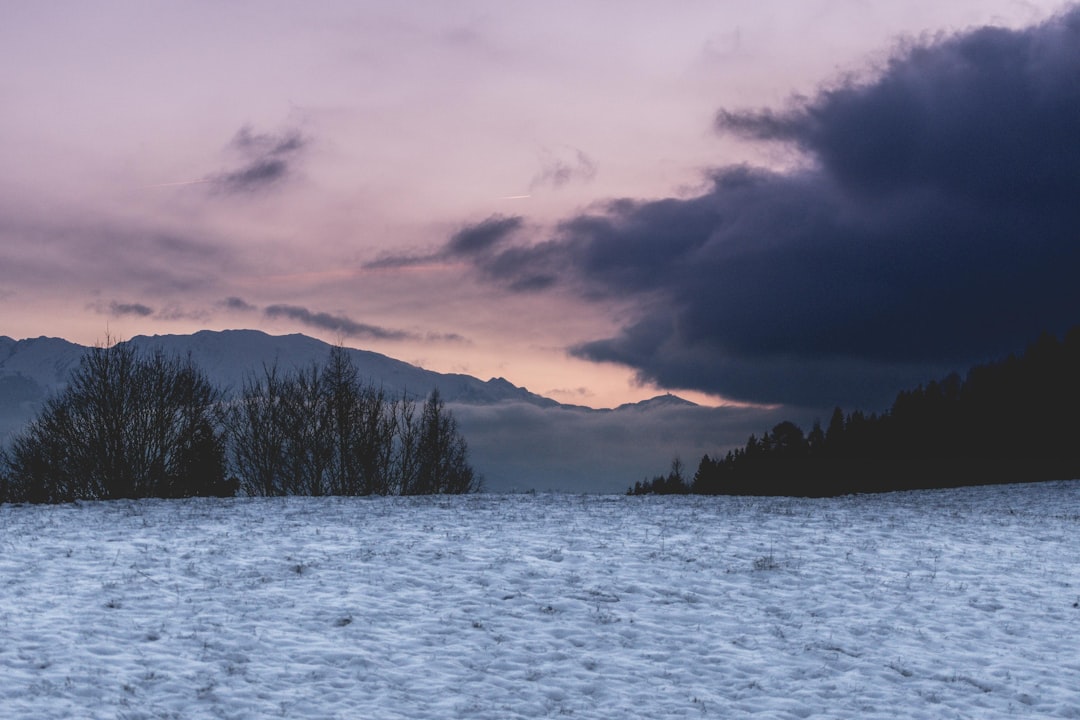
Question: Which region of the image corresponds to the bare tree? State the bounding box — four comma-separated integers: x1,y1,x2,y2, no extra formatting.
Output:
227,349,479,496
282,363,332,495
322,347,395,495
3,340,227,502
228,363,291,497
390,392,420,495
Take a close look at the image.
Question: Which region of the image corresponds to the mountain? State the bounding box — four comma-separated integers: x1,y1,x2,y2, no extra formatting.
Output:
0,330,559,431
0,330,750,492
0,330,687,417
0,335,89,440
124,329,566,408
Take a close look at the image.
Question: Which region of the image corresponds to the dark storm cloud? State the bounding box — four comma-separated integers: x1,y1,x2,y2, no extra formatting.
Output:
264,304,415,341
211,126,307,194
716,17,1080,205
449,7,1080,409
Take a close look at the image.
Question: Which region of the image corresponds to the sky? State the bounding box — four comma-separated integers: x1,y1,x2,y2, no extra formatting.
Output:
2,0,1078,413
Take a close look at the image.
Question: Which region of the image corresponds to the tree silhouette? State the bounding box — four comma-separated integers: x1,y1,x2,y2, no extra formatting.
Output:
227,351,480,496
658,327,1080,496
409,388,481,494
3,340,227,502
628,456,690,495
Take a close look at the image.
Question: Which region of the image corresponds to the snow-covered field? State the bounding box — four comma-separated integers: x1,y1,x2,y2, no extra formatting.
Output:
1,483,1079,719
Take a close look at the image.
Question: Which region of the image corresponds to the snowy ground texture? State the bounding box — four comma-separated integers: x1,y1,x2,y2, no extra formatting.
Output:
2,483,1079,719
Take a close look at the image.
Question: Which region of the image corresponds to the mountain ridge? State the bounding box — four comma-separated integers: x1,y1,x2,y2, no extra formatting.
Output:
0,329,695,437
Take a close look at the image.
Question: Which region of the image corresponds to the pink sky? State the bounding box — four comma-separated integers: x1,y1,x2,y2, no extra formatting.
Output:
0,1,1065,408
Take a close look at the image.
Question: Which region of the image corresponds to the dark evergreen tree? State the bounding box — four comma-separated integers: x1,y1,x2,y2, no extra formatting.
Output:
662,327,1080,497
628,457,690,495
410,388,481,494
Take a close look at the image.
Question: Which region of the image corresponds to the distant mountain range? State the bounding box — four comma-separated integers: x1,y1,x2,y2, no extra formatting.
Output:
0,329,567,417
1,330,752,493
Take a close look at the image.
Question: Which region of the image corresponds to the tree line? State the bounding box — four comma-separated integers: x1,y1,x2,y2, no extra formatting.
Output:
0,341,480,503
631,327,1080,496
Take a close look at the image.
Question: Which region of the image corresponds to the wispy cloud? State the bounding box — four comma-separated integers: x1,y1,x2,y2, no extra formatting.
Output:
362,214,525,272
0,203,235,296
108,301,154,318
425,331,470,344
529,147,597,191
361,255,445,271
264,304,415,341
214,298,468,345
88,300,209,323
153,305,210,322
210,125,307,194
446,215,524,255
220,296,258,312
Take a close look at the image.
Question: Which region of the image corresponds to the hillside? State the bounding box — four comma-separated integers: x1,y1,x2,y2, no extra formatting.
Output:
2,485,1077,717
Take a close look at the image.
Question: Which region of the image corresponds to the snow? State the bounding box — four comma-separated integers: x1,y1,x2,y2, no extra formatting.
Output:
2,482,1079,719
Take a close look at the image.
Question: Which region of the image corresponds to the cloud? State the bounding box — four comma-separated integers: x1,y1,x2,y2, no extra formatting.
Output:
264,304,415,341
211,125,307,194
529,147,598,191
223,299,467,345
445,8,1080,410
716,19,1080,206
360,254,437,271
108,301,154,317
362,214,524,271
0,201,235,296
153,304,210,322
88,300,210,323
221,296,258,312
425,331,470,344
446,215,524,255
230,125,305,156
